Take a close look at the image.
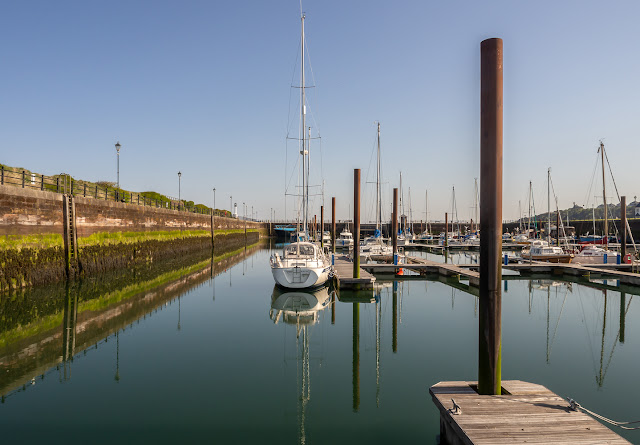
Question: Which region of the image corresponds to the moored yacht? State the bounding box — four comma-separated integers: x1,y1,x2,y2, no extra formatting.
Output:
521,240,573,263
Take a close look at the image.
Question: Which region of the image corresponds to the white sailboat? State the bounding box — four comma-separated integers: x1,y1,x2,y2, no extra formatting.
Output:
361,122,392,258
270,14,331,289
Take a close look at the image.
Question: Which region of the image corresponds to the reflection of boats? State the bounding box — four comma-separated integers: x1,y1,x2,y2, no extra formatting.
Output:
521,240,573,263
269,285,334,325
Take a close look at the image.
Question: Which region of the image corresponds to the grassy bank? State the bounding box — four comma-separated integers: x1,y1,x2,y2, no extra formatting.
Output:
0,229,258,251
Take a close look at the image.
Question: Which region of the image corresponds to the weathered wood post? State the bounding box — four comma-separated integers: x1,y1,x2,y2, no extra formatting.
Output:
332,197,336,254
392,188,398,264
478,37,503,395
621,196,627,260
352,302,360,412
353,169,361,279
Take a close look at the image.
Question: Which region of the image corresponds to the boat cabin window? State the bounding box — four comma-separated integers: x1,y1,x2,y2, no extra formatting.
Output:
284,244,316,257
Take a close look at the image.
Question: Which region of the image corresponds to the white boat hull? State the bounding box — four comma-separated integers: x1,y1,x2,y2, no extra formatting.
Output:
271,265,331,289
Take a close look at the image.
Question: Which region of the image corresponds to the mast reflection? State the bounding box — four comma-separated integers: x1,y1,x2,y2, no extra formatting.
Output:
269,285,334,443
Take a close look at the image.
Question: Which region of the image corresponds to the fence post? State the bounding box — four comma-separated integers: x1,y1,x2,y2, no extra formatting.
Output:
137,194,139,205
1,165,3,185
95,185,98,198
56,177,60,193
105,187,108,200
83,184,86,197
71,179,74,195
22,170,25,188
41,175,44,191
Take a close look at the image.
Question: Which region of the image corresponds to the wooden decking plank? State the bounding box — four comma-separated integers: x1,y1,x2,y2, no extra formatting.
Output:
430,380,631,444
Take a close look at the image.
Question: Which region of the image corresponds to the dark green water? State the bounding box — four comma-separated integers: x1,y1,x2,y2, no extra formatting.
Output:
1,246,639,443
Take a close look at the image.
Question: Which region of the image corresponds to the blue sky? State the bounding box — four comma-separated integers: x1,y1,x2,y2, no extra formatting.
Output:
2,1,639,222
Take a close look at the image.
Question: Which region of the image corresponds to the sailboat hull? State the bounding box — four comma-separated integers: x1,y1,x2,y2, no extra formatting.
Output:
271,265,331,289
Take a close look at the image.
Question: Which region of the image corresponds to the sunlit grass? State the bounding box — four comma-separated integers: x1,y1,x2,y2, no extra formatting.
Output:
0,229,257,250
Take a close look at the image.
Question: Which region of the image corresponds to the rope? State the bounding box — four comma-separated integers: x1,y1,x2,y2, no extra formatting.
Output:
567,398,640,430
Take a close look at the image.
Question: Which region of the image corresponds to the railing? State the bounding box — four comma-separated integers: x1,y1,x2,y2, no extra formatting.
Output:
0,166,232,217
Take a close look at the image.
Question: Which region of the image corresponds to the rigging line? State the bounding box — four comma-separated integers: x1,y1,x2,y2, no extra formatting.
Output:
577,288,598,378
600,295,633,384
603,148,621,202
583,152,600,207
548,286,569,358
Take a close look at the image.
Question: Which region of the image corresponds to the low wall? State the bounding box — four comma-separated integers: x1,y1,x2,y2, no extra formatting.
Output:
0,184,264,237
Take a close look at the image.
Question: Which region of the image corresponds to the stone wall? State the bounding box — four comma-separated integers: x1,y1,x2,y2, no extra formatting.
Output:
0,184,263,237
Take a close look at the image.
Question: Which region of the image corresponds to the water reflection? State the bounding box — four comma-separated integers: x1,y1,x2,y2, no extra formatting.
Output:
269,285,335,443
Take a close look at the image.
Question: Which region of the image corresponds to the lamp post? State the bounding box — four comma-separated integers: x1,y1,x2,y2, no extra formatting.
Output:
178,171,182,210
230,196,232,217
115,142,121,189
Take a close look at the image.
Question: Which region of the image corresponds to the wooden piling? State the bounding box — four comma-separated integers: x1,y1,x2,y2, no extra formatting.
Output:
479,37,503,395
332,197,336,254
354,169,361,279
392,188,398,256
620,292,626,343
392,281,398,353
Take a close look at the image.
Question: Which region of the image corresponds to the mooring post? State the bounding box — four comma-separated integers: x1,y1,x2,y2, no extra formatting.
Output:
353,169,361,279
352,302,360,412
445,212,448,248
321,205,324,248
332,197,336,254
478,37,503,396
392,188,398,264
621,196,627,260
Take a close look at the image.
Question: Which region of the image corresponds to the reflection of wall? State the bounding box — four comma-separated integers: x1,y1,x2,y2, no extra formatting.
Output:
0,242,261,398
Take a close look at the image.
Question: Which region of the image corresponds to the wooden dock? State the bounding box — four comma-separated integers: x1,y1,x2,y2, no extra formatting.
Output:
430,380,630,444
332,255,376,290
361,257,480,287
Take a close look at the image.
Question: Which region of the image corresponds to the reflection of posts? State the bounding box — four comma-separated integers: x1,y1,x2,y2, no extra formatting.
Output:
620,292,626,344
353,169,361,279
352,302,360,412
392,281,398,353
62,284,78,381
331,292,335,325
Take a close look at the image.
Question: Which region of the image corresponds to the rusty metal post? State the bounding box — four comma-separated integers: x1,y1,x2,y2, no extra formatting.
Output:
332,197,336,254
621,196,627,260
354,169,361,279
321,205,324,248
392,188,398,259
478,37,503,396
445,212,448,248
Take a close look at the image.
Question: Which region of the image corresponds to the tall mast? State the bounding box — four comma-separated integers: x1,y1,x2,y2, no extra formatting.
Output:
599,141,608,243
528,181,532,237
399,172,403,233
376,122,381,232
474,177,479,233
547,168,551,243
300,14,308,237
425,189,428,234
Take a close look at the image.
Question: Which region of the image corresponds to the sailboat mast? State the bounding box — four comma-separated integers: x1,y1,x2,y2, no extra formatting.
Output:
400,172,403,233
600,141,608,243
547,168,551,243
528,181,532,237
376,122,381,232
300,14,308,237
474,177,479,233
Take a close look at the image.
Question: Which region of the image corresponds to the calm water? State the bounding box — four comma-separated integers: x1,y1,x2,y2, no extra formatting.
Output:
1,244,639,443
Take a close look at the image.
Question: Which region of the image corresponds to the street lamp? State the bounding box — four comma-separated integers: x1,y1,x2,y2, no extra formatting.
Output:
178,171,182,210
115,141,121,190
